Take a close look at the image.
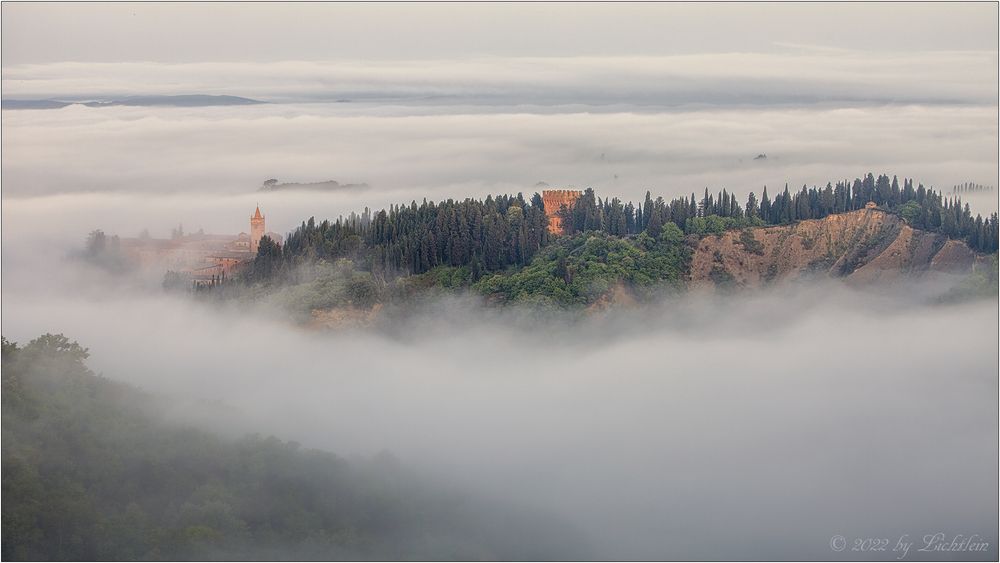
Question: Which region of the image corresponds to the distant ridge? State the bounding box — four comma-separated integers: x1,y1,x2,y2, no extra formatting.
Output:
258,179,370,193
2,95,265,109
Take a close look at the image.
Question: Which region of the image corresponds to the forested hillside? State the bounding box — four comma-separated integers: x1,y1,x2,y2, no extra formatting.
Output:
558,174,998,252
171,173,999,315
1,335,587,561
244,173,997,286
471,226,689,306
254,193,551,285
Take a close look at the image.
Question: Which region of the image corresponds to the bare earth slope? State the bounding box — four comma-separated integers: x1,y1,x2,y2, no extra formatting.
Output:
690,207,986,289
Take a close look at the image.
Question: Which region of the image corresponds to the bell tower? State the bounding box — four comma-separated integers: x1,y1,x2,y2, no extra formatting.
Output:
250,205,265,253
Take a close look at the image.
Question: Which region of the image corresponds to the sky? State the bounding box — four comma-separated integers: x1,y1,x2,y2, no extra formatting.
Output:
2,3,998,64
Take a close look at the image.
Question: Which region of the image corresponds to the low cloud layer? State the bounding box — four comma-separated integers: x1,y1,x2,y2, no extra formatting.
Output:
1,254,997,559
4,49,997,213
3,52,998,104
2,102,997,217
2,165,997,558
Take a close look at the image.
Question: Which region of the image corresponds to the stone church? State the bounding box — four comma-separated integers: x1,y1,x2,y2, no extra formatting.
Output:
120,206,282,287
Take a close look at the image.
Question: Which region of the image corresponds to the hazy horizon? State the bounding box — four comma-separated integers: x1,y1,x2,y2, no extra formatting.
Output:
4,4,997,237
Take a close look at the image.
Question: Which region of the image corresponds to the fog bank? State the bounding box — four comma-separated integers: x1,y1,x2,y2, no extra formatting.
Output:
1,252,996,559
3,103,997,215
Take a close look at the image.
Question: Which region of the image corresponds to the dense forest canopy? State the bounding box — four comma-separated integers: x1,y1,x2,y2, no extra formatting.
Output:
243,173,998,288
1,334,587,561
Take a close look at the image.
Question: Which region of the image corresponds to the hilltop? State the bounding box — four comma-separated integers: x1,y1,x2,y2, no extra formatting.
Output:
145,173,996,328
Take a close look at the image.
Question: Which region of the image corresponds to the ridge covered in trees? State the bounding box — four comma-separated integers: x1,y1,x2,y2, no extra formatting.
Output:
245,173,998,288
259,193,550,284
557,174,998,252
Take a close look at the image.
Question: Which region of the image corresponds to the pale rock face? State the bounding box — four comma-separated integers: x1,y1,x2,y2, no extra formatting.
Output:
689,208,985,290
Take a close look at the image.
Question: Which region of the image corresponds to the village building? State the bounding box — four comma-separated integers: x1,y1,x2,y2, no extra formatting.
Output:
120,207,282,287
542,189,582,235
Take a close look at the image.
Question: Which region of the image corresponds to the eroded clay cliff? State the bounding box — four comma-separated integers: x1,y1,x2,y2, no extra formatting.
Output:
689,207,987,289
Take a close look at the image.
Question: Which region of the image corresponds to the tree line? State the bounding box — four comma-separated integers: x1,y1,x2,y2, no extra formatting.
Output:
951,182,993,194
556,173,999,253
245,173,999,284
250,193,550,283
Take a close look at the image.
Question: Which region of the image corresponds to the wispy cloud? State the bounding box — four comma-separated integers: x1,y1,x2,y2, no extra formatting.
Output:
3,52,997,105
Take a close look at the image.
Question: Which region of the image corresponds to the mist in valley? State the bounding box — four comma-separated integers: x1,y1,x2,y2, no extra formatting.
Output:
3,232,998,559
3,3,999,560
3,98,998,563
